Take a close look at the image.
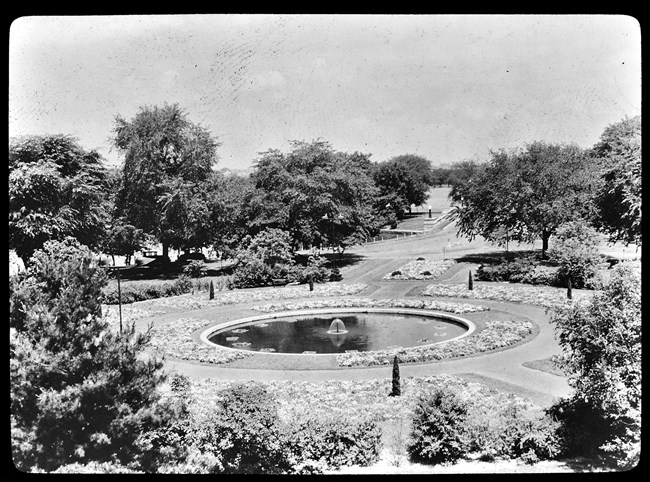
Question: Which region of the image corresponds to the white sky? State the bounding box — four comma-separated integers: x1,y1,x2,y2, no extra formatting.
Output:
9,14,641,170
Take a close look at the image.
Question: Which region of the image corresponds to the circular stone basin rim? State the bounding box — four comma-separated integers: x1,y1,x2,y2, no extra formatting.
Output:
199,307,476,356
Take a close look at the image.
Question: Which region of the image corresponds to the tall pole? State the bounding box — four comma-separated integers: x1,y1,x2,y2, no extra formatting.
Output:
116,266,123,334
331,217,336,271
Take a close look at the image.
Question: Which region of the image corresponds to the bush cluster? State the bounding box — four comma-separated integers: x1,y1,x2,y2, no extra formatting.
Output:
407,388,561,465
102,275,194,304
286,415,382,471
139,381,382,474
475,257,557,286
182,260,207,278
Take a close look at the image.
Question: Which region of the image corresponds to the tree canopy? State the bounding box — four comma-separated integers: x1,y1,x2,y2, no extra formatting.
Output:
373,155,433,216
590,115,641,246
246,140,382,251
9,135,109,264
112,103,220,260
449,141,599,254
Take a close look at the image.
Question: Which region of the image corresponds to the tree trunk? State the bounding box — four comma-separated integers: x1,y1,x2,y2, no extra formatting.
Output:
162,242,169,274
541,230,551,258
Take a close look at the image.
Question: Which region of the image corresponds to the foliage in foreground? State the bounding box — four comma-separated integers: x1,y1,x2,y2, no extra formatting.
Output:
10,238,177,472
407,387,561,465
549,262,641,469
137,379,382,474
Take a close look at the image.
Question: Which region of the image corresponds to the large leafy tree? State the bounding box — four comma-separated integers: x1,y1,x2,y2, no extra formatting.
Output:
10,238,177,472
373,155,432,217
246,140,381,251
549,263,641,468
206,171,255,259
590,115,641,246
449,142,599,255
112,103,219,267
9,135,109,265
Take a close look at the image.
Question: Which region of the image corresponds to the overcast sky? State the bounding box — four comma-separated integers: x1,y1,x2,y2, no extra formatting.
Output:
9,14,641,170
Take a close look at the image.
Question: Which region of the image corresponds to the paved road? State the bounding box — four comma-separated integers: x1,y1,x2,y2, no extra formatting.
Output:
155,224,574,407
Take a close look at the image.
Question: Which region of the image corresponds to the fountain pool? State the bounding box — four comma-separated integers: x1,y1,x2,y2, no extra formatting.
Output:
201,308,474,355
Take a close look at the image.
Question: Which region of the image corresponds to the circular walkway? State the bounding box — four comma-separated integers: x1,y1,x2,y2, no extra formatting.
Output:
132,231,574,408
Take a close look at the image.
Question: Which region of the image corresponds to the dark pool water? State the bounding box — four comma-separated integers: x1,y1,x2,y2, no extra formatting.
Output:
208,312,467,354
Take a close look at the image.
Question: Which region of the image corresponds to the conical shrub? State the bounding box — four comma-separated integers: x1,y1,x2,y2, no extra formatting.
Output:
389,355,401,397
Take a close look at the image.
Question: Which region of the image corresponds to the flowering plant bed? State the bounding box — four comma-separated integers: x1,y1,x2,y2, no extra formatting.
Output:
337,319,533,367
179,374,540,424
384,258,456,280
148,317,253,364
421,283,595,310
252,298,489,314
102,304,166,327
138,282,368,310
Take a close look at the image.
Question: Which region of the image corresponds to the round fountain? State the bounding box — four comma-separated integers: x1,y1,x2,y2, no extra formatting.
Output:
202,308,475,355
326,318,348,334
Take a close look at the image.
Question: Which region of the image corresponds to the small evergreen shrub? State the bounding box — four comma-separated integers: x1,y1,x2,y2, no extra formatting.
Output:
183,260,207,278
407,388,469,464
391,270,402,277
389,356,401,397
421,270,432,276
204,383,292,474
329,267,343,282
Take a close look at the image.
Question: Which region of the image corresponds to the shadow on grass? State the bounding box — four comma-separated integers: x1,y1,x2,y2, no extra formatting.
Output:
106,259,235,282
455,250,550,266
319,252,366,270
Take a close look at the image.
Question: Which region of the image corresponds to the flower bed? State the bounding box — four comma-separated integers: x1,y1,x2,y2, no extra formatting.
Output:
384,258,456,280
421,283,595,310
138,282,368,311
101,304,166,327
148,317,253,364
174,374,540,425
252,298,489,314
337,319,533,367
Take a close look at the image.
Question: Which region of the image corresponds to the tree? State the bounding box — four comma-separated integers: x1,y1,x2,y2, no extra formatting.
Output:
373,157,430,217
232,228,297,288
112,103,219,270
103,222,148,265
549,263,641,468
390,153,434,188
246,140,382,251
157,178,214,253
449,142,599,256
9,135,109,265
207,171,255,260
389,356,401,397
10,238,177,472
548,220,606,289
591,115,641,246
